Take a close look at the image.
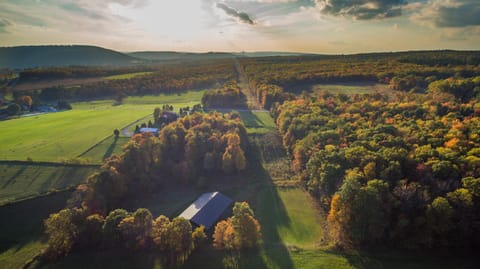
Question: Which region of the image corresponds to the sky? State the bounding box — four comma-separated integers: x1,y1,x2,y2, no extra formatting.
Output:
0,0,479,53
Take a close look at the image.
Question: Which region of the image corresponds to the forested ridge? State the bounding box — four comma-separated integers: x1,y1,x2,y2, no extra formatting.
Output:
0,45,140,69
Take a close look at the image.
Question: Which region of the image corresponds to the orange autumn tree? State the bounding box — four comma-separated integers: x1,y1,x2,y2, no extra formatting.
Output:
213,202,261,250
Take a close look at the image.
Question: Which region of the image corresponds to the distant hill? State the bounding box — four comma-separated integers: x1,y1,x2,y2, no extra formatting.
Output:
128,51,316,61
234,51,317,57
127,51,235,61
0,45,142,69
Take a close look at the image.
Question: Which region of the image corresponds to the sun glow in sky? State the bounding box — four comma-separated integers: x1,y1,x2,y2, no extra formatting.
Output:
0,0,479,53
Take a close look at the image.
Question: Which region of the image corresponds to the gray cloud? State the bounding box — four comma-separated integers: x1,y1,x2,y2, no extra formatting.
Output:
0,18,13,33
217,2,255,24
429,0,480,28
317,0,406,20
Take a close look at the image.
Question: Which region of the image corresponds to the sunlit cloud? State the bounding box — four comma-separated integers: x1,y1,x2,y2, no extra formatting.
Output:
0,0,478,52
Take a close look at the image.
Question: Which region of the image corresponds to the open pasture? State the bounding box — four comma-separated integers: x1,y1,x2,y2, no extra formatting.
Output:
0,105,153,162
311,83,387,95
0,162,97,205
103,71,153,80
239,111,276,135
0,90,207,163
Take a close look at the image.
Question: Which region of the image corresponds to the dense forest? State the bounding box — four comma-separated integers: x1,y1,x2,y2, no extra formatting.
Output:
272,89,480,249
13,60,236,101
239,51,480,110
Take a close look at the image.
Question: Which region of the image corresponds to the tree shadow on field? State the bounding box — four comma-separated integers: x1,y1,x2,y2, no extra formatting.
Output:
341,249,480,269
246,138,294,269
239,110,264,129
103,136,118,160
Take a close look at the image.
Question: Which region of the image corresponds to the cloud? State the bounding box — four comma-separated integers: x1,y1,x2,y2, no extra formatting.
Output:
411,0,480,28
0,18,13,33
216,2,255,24
316,0,406,20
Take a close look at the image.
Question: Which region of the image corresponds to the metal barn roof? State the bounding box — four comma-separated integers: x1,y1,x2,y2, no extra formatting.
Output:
178,192,232,230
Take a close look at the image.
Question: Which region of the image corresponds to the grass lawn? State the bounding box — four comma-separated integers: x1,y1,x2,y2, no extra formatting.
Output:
0,90,207,162
79,136,130,164
0,105,153,162
274,188,324,248
124,90,206,105
0,163,97,205
0,191,72,269
239,111,276,135
103,72,153,80
311,83,388,95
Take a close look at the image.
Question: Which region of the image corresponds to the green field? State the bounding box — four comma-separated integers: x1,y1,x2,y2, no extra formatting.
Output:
124,90,206,105
103,72,153,80
0,90,207,162
0,163,97,205
239,111,276,135
311,83,387,95
79,136,130,163
0,105,152,162
273,188,324,248
0,192,73,269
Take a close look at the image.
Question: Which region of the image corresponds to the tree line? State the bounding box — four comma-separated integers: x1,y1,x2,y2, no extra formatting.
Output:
14,60,236,101
201,80,247,108
272,90,480,249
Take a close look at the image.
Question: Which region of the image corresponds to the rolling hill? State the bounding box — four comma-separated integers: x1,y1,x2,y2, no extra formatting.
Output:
127,51,235,61
0,45,142,69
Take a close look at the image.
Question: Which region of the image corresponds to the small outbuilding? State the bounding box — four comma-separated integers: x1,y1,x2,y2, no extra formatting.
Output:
179,192,233,230
139,127,159,136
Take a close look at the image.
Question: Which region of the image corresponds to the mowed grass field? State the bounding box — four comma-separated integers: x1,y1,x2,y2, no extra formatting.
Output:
79,136,130,163
239,111,277,135
311,83,388,95
0,163,97,205
0,106,152,162
0,90,206,162
0,191,72,269
103,72,153,80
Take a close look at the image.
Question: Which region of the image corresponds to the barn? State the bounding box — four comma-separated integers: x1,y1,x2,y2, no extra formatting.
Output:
178,192,232,230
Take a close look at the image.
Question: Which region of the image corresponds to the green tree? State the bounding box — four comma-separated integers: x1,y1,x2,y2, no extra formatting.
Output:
165,217,193,262
6,103,20,115
43,208,84,260
426,197,454,246
79,214,104,248
152,215,170,251
118,208,153,250
231,202,262,249
102,209,130,247
192,226,207,248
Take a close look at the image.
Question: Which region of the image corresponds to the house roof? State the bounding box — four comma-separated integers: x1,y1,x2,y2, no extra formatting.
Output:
179,192,232,230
